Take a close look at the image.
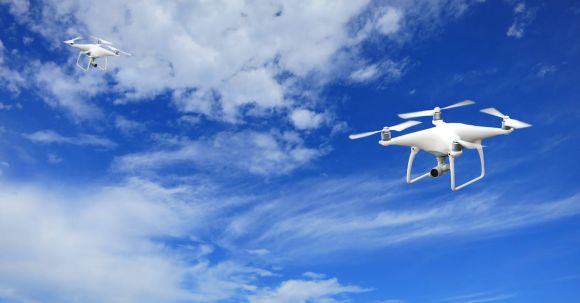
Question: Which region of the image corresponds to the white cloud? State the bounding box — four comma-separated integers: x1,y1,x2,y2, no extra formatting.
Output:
177,115,202,126
535,64,557,78
0,39,26,93
349,59,408,83
246,249,270,256
114,130,326,176
349,64,379,82
0,39,4,64
248,277,368,303
4,0,481,125
376,7,404,35
11,0,374,121
114,115,146,134
1,0,486,174
0,179,195,303
444,292,516,303
0,178,371,303
0,0,30,18
506,2,537,39
30,61,106,120
290,109,326,130
47,153,62,164
220,176,580,258
24,130,116,149
0,102,22,110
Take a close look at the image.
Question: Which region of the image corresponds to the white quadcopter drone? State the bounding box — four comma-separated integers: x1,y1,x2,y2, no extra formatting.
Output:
349,100,531,191
64,36,132,71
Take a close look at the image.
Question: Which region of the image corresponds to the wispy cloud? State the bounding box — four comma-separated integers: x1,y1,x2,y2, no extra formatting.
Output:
24,130,117,149
0,178,369,303
534,64,557,78
114,130,327,176
248,276,369,303
290,109,327,130
0,39,26,94
349,59,409,84
219,175,580,258
444,292,516,303
506,2,537,39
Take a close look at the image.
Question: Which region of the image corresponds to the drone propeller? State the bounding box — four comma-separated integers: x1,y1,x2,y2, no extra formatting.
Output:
64,37,83,44
480,107,531,129
91,36,114,45
398,100,475,119
349,120,421,140
107,45,132,56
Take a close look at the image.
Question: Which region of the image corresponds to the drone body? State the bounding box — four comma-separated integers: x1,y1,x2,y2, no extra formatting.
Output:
64,36,132,71
349,101,531,191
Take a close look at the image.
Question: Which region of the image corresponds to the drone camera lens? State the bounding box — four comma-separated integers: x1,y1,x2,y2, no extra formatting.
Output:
430,169,439,177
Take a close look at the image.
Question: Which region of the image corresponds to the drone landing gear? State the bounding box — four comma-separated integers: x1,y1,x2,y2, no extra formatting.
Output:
76,53,107,71
95,57,108,71
405,145,485,191
76,52,89,71
449,145,485,191
406,147,430,183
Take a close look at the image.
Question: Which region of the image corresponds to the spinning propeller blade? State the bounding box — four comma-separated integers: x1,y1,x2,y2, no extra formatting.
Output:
389,120,422,131
91,36,113,45
398,109,435,119
442,100,476,110
107,45,132,56
504,119,531,129
480,107,532,129
348,130,382,140
480,107,505,118
398,100,475,119
64,36,83,44
349,120,421,140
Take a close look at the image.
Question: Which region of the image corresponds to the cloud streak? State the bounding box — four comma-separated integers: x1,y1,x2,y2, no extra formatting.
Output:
24,130,117,149
0,177,373,303
219,175,580,259
506,2,537,39
114,130,327,176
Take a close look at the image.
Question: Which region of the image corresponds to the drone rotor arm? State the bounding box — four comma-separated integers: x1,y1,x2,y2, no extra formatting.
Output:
455,139,484,150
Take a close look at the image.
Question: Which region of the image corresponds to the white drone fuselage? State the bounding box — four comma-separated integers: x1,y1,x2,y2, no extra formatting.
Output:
349,101,530,191
64,37,130,71
69,43,118,58
380,120,512,156
378,119,517,191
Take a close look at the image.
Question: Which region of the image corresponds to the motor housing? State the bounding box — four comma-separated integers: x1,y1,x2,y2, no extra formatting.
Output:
381,127,391,141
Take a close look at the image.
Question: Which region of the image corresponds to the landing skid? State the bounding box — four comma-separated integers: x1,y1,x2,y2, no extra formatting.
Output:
406,145,485,191
76,52,108,71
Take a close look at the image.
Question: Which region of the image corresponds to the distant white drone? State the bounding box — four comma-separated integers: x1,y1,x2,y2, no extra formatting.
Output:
349,100,531,191
64,36,132,71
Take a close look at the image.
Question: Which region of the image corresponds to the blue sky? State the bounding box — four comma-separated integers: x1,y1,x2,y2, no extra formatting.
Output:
0,0,579,302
